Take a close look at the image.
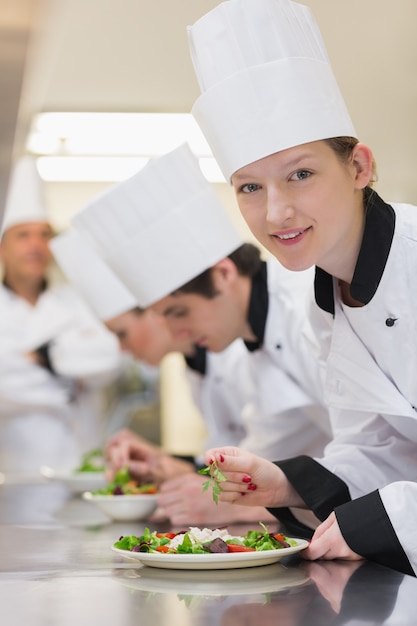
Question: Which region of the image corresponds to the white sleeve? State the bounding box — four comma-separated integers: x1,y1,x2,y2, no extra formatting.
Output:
319,411,417,499
0,353,70,412
49,325,121,384
239,402,330,461
379,481,417,575
47,286,122,386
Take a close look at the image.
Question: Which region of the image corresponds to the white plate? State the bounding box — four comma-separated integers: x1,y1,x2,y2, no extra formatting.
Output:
84,492,158,521
111,538,309,570
40,466,106,494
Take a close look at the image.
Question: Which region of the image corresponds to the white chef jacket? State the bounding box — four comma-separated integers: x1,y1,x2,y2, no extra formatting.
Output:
270,190,417,539
185,339,248,462
0,280,122,475
240,259,331,460
183,260,331,467
379,482,417,576
317,196,417,496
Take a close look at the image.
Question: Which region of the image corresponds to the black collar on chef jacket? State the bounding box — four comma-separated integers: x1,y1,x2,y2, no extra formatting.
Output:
184,345,207,375
314,187,395,315
244,260,268,352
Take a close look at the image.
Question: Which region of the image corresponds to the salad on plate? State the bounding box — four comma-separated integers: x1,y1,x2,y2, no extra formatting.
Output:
111,523,309,569
114,523,298,554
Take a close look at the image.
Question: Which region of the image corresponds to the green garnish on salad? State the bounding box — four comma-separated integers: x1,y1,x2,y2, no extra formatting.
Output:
198,460,227,504
75,448,105,473
93,467,157,495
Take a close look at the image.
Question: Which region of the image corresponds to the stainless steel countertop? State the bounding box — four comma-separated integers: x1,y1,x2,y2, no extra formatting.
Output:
0,482,416,626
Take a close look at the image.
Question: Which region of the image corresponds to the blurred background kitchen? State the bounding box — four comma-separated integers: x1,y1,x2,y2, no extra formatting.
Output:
1,0,417,464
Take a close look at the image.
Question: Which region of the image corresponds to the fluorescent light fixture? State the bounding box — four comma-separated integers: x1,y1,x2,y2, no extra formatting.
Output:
28,112,226,182
27,112,212,156
37,156,150,182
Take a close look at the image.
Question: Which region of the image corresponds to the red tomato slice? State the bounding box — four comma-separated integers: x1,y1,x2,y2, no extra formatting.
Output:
156,532,176,539
155,545,170,553
227,544,256,552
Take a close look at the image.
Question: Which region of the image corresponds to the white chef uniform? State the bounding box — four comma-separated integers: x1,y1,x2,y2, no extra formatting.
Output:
0,159,122,474
0,158,122,522
0,281,121,473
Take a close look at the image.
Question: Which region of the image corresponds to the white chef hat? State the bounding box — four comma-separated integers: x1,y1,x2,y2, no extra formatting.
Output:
72,143,243,308
49,228,137,321
188,0,357,181
2,155,49,234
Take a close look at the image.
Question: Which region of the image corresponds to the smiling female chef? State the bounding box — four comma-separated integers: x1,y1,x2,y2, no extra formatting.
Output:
186,0,417,574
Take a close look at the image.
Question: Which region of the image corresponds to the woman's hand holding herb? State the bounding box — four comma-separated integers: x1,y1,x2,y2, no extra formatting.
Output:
201,446,302,509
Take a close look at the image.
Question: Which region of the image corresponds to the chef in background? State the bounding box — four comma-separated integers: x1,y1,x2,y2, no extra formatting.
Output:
0,156,121,519
50,227,253,496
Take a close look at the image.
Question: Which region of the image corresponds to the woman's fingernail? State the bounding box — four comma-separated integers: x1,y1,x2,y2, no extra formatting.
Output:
240,492,245,496
219,454,225,463
242,475,252,483
209,458,214,465
248,483,257,491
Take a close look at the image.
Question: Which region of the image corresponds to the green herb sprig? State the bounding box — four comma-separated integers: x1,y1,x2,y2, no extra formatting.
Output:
198,460,227,504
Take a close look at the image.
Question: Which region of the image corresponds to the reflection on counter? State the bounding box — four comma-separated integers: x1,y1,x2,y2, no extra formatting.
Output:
214,560,407,626
112,559,411,626
0,483,416,626
113,560,311,597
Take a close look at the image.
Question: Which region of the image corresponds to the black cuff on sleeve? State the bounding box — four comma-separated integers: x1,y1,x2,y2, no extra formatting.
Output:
335,490,415,577
265,506,314,539
274,455,351,521
266,456,350,538
34,342,56,374
172,454,198,469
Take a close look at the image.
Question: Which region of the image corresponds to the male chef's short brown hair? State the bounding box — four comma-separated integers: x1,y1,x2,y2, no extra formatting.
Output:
172,243,262,299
